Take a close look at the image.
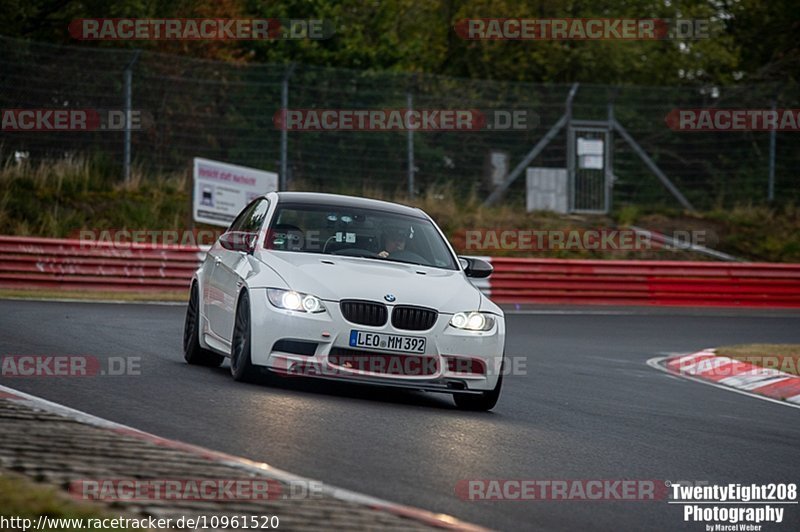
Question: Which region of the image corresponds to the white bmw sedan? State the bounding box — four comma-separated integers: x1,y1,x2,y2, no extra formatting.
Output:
184,192,505,410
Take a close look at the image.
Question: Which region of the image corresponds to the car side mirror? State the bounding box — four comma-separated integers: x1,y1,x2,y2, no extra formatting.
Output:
219,231,256,254
459,256,493,278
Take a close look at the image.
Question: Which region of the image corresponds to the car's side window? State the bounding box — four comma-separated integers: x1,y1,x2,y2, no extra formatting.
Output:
228,199,268,233
228,201,257,233
240,199,270,233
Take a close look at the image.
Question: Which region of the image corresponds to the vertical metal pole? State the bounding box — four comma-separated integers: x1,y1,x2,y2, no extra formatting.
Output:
123,50,140,184
123,68,132,184
605,100,614,213
768,97,777,202
407,91,415,199
482,83,576,207
280,63,296,191
565,84,577,212
567,133,572,212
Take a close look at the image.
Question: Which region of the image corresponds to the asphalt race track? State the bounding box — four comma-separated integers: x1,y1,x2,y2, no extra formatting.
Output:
1,299,798,531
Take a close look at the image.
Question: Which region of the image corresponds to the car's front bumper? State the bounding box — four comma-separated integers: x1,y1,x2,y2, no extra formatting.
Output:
248,288,505,392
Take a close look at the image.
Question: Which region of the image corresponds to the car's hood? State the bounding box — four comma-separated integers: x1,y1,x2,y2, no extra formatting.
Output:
255,251,481,312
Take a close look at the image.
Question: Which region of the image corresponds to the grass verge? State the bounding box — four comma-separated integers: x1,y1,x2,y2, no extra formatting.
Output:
0,472,138,531
715,344,800,376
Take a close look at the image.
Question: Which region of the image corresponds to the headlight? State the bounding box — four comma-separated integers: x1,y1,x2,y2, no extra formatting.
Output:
449,311,494,331
267,288,326,313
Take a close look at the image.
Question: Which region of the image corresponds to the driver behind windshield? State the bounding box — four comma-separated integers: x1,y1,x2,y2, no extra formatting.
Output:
378,225,410,258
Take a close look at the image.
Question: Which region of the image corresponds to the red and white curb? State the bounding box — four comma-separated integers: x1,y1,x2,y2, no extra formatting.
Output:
648,349,800,410
0,384,487,531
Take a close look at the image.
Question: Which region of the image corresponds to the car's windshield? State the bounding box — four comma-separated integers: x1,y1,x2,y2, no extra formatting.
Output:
266,203,458,270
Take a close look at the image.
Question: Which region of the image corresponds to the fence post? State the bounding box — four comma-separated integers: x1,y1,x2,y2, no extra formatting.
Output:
565,84,577,211
483,83,577,207
606,97,615,213
280,63,296,191
768,96,777,202
407,90,415,199
123,50,141,184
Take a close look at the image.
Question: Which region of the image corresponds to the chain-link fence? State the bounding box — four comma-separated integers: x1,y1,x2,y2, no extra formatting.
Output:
1,35,798,210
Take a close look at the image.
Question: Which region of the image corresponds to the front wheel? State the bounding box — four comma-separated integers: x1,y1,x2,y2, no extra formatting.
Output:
453,360,503,411
184,283,224,367
230,291,260,382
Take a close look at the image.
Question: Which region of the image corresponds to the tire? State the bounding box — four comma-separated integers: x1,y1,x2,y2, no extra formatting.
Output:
184,283,225,367
230,291,260,382
453,359,504,411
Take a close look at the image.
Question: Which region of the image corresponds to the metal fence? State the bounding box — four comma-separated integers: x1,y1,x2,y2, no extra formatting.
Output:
1,34,798,210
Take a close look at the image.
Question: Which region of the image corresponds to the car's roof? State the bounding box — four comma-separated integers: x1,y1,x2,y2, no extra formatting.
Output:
273,192,425,218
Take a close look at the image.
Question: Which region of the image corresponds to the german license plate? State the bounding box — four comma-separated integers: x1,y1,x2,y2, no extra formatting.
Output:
349,330,426,353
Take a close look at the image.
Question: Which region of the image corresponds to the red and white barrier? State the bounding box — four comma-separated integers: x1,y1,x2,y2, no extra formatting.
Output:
0,235,203,292
2,236,800,307
480,256,800,307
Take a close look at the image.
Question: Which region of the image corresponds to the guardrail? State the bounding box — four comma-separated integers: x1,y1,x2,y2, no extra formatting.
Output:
486,257,800,307
2,236,800,307
0,236,202,292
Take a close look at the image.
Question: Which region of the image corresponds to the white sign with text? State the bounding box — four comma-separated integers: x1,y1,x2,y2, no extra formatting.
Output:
193,158,277,227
